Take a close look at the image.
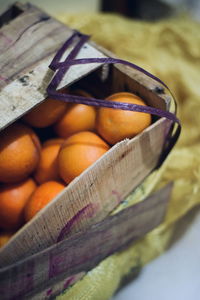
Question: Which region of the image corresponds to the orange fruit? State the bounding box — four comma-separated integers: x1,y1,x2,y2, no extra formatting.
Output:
54,90,96,138
96,92,152,145
23,98,67,128
43,138,65,147
58,131,110,183
0,178,37,229
30,129,42,151
25,181,65,221
0,123,41,183
0,231,13,247
34,138,64,184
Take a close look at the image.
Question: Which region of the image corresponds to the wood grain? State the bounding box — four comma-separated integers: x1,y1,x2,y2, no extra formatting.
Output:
0,3,106,130
0,183,172,300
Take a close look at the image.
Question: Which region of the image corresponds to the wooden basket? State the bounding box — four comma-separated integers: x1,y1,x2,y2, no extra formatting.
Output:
0,3,178,299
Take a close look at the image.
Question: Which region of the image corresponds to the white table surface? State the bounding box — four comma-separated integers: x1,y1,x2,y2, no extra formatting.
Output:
113,208,200,300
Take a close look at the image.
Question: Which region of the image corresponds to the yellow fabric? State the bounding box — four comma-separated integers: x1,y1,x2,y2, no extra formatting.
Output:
56,14,200,299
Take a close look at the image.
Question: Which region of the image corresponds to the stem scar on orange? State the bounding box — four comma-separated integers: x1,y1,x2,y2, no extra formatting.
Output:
54,90,96,138
24,181,65,221
58,131,110,184
96,92,152,145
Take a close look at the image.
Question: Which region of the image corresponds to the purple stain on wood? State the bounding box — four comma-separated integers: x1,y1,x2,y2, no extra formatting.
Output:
8,16,50,49
62,272,85,291
46,288,52,296
63,276,75,290
0,75,7,81
48,254,63,279
50,203,98,279
0,32,12,45
112,190,122,204
56,203,97,243
49,252,81,280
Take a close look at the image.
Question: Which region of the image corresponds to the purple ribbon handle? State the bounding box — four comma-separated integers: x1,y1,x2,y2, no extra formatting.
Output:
47,31,181,167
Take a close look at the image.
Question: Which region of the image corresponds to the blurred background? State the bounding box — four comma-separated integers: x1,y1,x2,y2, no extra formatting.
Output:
0,0,200,20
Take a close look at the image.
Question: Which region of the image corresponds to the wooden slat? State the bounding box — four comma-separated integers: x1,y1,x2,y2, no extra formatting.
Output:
0,4,106,130
0,183,172,300
0,3,70,84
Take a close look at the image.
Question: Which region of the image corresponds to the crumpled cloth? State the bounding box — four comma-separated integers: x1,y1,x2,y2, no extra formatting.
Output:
55,14,200,299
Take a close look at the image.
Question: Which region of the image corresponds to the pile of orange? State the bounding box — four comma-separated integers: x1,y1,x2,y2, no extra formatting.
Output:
0,89,151,246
